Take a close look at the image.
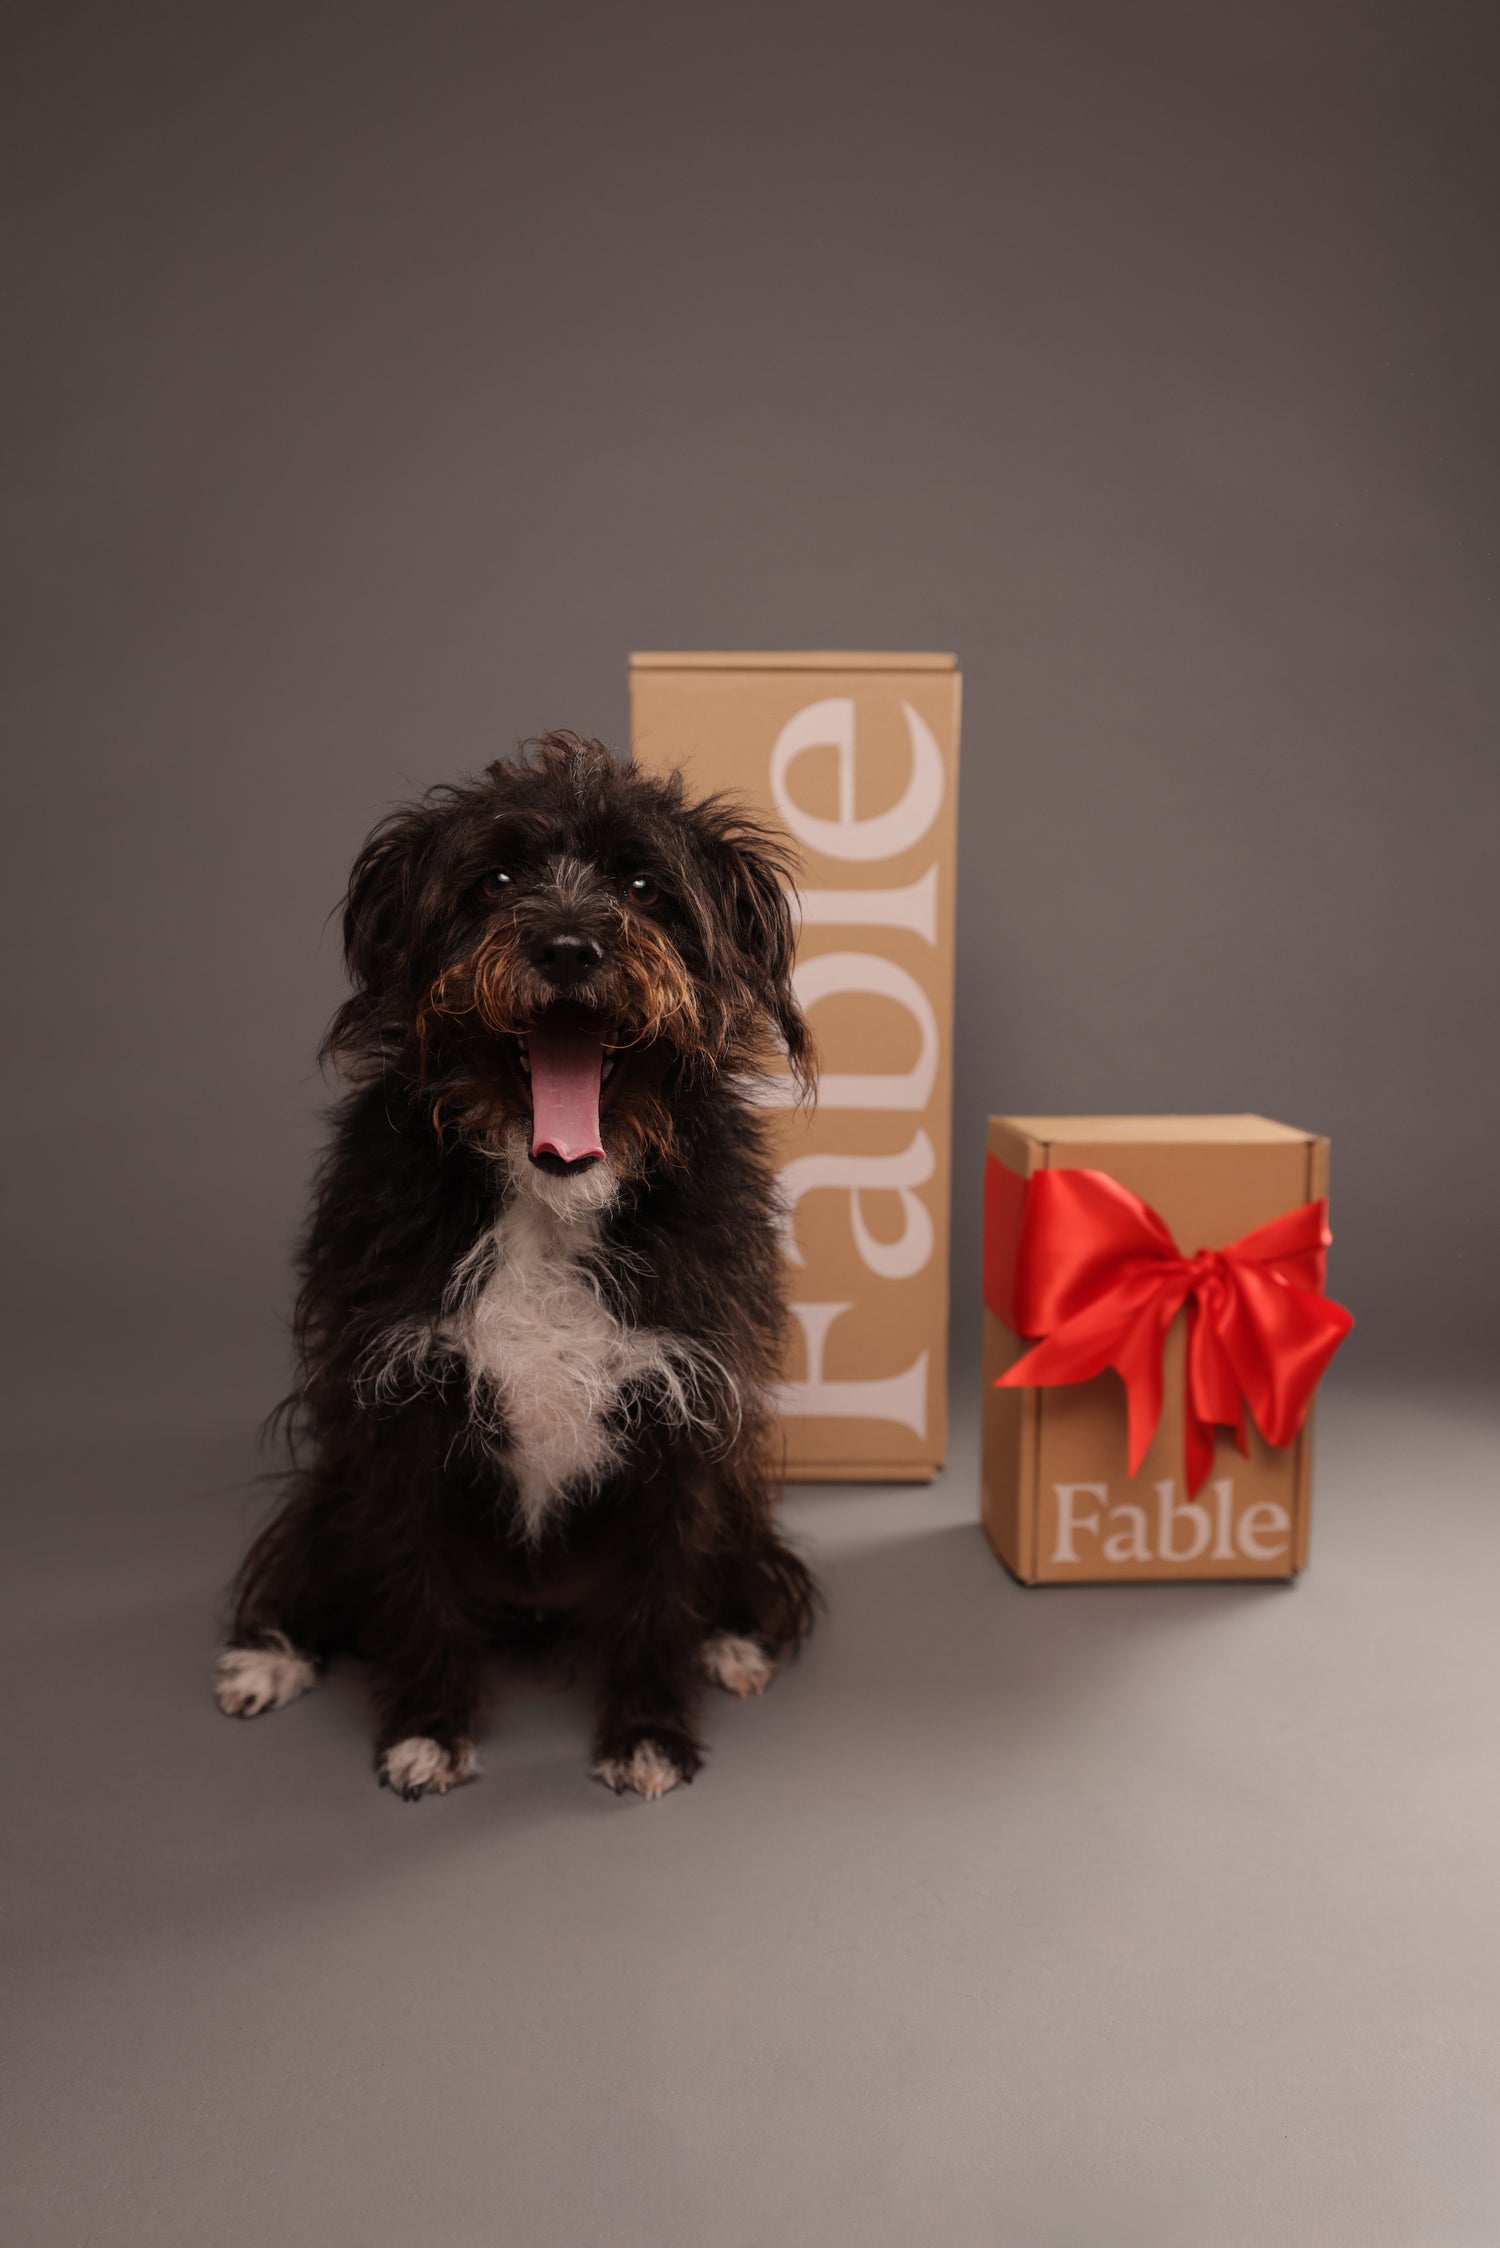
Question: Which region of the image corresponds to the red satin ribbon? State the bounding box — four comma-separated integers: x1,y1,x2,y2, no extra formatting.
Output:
988,1162,1353,1496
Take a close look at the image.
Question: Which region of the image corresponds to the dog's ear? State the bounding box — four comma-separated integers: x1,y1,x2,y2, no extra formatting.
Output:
341,806,441,995
323,805,441,1077
693,803,815,1099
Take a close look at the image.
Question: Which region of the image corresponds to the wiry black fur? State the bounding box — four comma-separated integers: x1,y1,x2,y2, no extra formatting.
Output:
221,733,820,1799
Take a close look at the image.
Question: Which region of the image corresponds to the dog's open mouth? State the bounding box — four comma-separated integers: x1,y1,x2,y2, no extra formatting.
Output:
511,1004,622,1171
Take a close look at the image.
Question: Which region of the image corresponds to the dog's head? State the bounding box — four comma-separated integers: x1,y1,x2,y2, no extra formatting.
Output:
327,733,813,1179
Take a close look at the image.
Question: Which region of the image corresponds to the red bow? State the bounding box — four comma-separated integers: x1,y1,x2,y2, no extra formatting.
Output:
986,1162,1353,1496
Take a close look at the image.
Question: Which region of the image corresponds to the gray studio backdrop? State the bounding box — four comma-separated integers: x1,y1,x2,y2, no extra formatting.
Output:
5,1,1497,1435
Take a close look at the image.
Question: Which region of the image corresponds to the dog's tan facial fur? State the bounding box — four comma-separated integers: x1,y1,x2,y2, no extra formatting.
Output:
416,890,700,1172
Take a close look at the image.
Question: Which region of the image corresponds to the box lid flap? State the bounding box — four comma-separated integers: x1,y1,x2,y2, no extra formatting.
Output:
630,650,957,673
992,1115,1317,1146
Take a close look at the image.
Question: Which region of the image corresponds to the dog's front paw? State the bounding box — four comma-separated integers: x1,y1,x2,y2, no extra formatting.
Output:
214,1637,317,1718
591,1736,696,1800
378,1736,477,1802
700,1632,775,1698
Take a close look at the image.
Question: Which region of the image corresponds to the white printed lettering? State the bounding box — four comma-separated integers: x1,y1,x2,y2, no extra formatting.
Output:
1209,1477,1237,1561
1237,1500,1291,1563
772,952,937,1111
1050,1482,1109,1566
770,699,945,862
775,1302,928,1436
796,865,939,945
1155,1477,1211,1562
1101,1502,1151,1563
778,1131,936,1279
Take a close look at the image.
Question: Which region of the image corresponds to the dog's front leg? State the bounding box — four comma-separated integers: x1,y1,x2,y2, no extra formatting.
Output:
214,1479,349,1720
367,1580,487,1803
590,1513,708,1801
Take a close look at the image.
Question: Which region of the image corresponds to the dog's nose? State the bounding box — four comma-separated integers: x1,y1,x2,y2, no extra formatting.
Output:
525,929,604,986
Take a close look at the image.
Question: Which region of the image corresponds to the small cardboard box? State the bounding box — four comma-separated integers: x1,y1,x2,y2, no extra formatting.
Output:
630,653,961,1482
982,1115,1345,1582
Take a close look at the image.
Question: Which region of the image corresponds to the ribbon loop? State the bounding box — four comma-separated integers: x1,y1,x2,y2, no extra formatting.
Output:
987,1160,1353,1496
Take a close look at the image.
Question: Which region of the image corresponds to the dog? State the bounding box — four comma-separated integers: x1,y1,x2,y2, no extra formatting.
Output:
215,732,820,1800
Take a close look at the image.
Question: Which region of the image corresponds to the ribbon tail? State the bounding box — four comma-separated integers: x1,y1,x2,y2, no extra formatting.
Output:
1000,1272,1188,1482
1185,1292,1248,1486
1184,1406,1217,1499
995,1267,1166,1401
1220,1265,1355,1450
1115,1289,1185,1476
997,1317,1124,1394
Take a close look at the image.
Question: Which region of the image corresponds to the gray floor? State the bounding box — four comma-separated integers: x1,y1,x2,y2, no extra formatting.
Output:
4,1376,1499,2248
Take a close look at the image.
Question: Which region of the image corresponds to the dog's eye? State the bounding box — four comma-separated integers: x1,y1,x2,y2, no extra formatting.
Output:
480,869,513,900
627,876,660,907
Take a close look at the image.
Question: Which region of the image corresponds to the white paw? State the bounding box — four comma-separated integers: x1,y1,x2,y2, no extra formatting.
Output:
700,1632,774,1698
379,1736,477,1801
214,1636,317,1718
592,1740,683,1799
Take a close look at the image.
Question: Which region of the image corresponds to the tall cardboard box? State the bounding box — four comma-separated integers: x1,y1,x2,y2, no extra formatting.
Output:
982,1115,1350,1582
631,653,961,1482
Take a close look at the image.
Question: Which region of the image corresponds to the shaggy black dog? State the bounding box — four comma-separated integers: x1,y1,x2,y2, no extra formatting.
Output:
216,733,820,1800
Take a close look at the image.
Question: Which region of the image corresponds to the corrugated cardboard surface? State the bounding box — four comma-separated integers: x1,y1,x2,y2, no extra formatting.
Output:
982,1115,1329,1582
631,654,961,1481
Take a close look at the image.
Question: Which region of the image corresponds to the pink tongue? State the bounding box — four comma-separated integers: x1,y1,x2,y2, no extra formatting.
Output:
527,1016,606,1163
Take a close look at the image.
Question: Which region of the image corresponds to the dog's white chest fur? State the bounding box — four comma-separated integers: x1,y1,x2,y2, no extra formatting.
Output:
447,1186,666,1538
